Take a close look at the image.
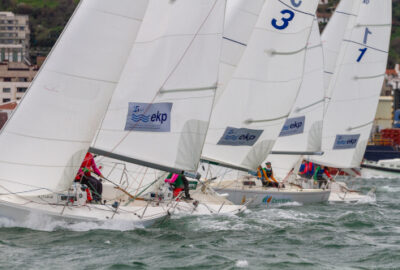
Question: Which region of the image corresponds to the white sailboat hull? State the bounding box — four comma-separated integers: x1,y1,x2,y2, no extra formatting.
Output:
213,187,330,207
102,182,246,216
0,195,168,228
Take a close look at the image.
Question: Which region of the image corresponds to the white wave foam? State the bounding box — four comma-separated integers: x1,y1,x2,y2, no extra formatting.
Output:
235,260,249,268
276,201,303,207
0,212,144,232
361,169,400,180
354,194,376,205
380,185,400,193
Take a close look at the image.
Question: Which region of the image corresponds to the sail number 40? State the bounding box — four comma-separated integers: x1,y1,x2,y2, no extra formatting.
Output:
271,0,302,30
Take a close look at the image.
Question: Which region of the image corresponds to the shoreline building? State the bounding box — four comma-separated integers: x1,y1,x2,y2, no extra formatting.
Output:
0,61,37,104
0,11,30,62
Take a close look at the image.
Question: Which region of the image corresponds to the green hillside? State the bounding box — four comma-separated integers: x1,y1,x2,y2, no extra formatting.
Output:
0,0,79,58
1,0,400,68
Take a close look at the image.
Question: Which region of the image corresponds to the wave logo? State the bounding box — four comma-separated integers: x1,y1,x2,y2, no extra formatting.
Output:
217,127,263,146
125,102,172,132
131,114,150,123
262,196,292,205
279,116,305,137
262,196,273,204
333,134,360,150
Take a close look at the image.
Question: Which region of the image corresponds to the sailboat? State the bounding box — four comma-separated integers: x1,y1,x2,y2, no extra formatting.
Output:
311,0,392,202
0,0,239,226
201,0,324,206
89,0,245,215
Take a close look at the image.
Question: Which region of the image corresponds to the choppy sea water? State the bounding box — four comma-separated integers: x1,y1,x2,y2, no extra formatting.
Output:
0,177,399,270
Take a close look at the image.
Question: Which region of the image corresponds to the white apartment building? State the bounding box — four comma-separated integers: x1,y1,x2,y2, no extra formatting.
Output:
0,11,30,61
0,61,37,104
0,44,24,62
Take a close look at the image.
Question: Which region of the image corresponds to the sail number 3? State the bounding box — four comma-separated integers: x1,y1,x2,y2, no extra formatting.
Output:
271,0,302,30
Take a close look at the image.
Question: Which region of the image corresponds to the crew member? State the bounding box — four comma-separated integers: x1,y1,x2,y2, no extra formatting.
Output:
299,160,315,179
313,165,332,189
258,162,279,188
75,152,104,203
165,173,192,200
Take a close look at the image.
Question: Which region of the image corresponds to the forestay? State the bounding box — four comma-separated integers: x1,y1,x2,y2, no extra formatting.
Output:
202,0,320,172
322,0,361,100
312,0,391,168
92,0,226,174
0,0,149,195
268,18,325,178
214,0,265,103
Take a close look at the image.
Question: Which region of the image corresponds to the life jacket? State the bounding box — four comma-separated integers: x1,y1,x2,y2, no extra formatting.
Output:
257,168,264,179
305,162,313,173
165,173,183,188
75,153,98,180
314,167,324,180
165,173,179,184
264,168,273,178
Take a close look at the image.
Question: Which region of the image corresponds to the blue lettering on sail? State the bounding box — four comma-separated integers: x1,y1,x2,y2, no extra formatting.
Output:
217,127,263,146
279,116,305,137
333,134,360,150
125,102,172,132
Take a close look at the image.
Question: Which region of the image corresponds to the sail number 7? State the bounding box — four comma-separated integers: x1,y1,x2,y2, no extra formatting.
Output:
357,48,367,62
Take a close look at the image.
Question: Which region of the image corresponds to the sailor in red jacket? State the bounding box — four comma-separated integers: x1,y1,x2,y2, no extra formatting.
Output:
75,152,104,202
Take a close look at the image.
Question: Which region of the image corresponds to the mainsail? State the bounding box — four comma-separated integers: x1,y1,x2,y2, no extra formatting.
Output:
202,0,320,172
322,0,361,100
0,0,149,195
92,0,226,175
312,0,392,168
215,0,265,103
268,18,325,177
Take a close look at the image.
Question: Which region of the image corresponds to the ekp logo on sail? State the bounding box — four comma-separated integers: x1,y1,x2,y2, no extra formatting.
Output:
279,116,305,137
333,134,360,150
217,127,263,146
125,102,173,132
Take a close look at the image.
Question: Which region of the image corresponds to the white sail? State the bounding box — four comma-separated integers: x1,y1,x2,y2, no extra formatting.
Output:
322,0,361,99
92,0,226,174
215,0,265,103
268,18,325,178
0,0,149,195
312,0,392,169
202,0,320,171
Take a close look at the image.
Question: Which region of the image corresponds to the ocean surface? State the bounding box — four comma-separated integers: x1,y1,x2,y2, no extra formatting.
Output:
0,176,399,270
